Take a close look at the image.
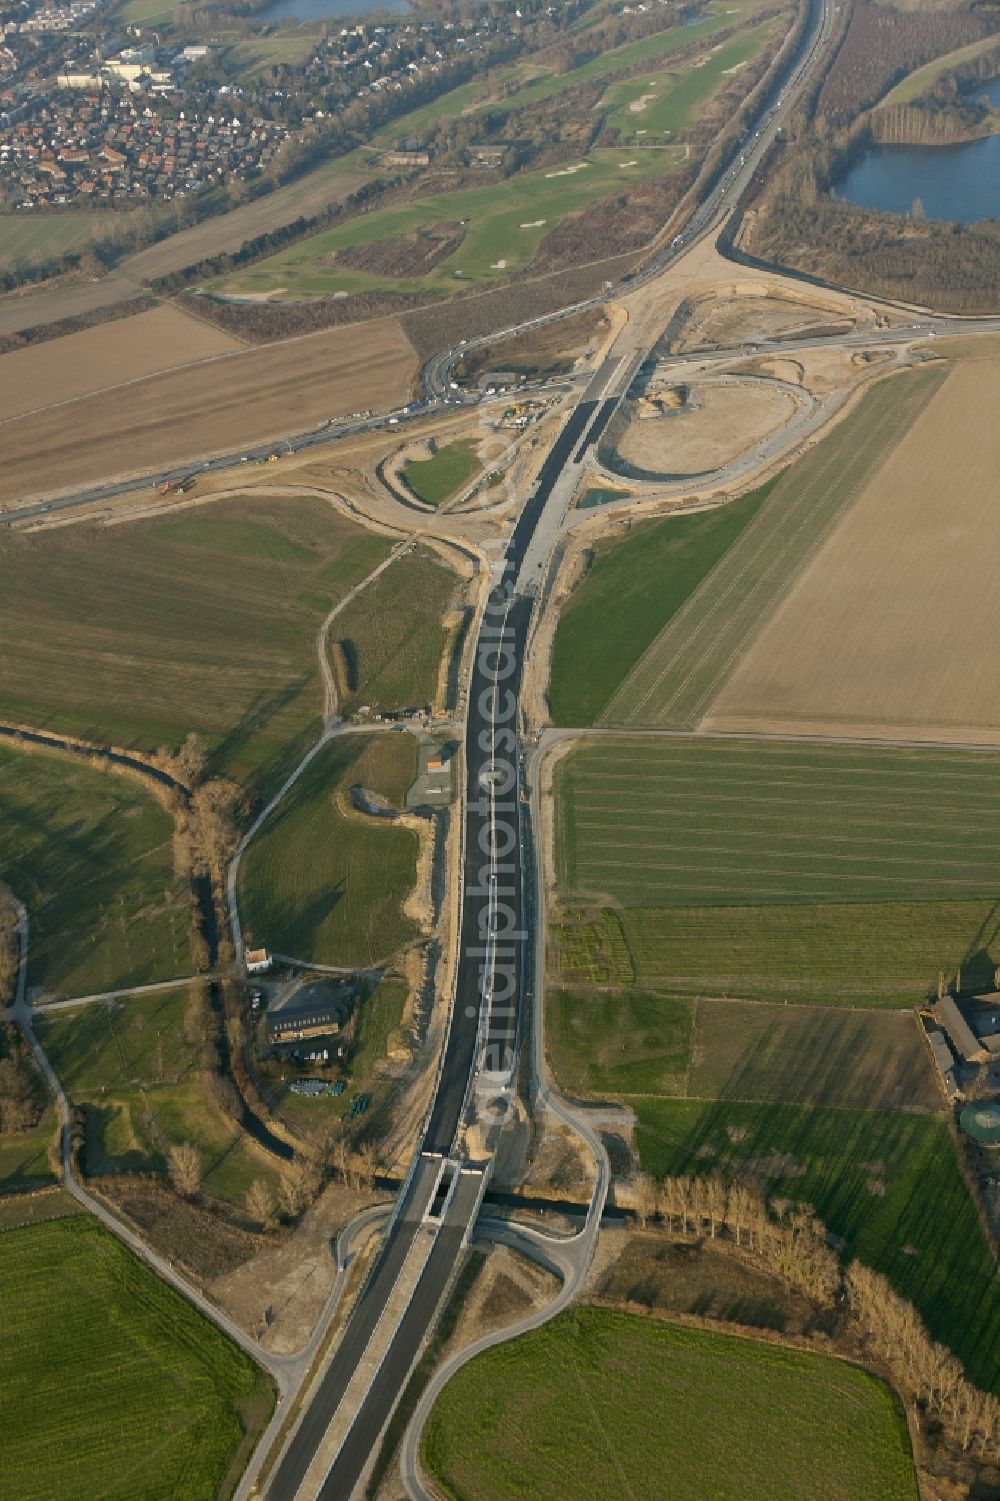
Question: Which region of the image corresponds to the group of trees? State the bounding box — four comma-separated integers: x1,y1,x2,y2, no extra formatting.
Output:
634,1173,841,1308
167,1124,379,1228
0,1027,42,1137
817,3,997,124
632,1170,1000,1471
847,1262,1000,1462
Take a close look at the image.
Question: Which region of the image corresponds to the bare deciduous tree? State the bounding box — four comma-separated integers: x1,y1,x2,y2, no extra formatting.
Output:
246,1179,276,1231
167,1141,202,1199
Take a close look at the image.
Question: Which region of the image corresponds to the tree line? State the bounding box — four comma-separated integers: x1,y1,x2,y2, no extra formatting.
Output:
632,1171,1000,1477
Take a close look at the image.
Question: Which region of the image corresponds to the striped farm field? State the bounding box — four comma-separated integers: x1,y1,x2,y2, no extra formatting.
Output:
601,365,944,729
557,736,1000,907
553,736,1000,1004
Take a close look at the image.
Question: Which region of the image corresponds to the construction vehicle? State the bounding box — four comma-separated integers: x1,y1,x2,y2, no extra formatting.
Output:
159,476,196,497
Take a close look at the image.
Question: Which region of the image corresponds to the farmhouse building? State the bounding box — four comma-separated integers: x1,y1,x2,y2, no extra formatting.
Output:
246,947,272,975
926,1028,959,1100
969,998,1000,1055
934,996,989,1065
265,981,356,1044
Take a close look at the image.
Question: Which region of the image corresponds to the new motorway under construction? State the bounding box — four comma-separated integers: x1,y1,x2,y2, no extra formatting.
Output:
253,0,844,1475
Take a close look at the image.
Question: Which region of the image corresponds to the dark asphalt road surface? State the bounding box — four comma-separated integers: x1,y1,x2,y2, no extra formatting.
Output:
316,1171,484,1501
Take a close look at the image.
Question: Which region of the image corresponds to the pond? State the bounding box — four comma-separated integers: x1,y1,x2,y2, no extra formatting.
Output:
833,78,1000,223
256,0,409,21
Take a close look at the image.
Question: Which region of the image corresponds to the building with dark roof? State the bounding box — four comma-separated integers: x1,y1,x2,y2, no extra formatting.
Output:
934,996,989,1065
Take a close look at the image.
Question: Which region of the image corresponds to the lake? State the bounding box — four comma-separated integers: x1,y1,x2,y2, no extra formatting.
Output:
257,0,409,20
833,78,1000,223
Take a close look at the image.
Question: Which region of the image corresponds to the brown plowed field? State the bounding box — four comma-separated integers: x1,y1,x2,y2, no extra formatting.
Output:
708,358,1000,744
0,315,418,502
0,304,243,421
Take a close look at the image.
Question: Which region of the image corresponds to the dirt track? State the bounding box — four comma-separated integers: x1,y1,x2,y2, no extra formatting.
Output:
0,316,418,503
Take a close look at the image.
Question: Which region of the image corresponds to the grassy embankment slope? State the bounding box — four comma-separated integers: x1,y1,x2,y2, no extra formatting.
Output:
0,742,188,997
36,987,280,1203
424,1309,918,1501
238,733,420,968
0,497,391,801
882,34,1000,104
0,1216,274,1501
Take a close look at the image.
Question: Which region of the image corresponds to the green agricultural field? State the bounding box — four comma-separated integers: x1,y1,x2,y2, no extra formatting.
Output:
332,544,458,715
556,736,1000,906
402,439,480,506
545,980,940,1111
0,744,190,998
0,496,391,801
36,987,279,1203
549,484,769,725
0,1216,274,1501
633,1097,1000,1390
602,365,945,728
548,988,692,1097
554,736,1000,1004
616,900,1000,1006
216,148,684,299
239,733,420,968
603,22,776,143
0,211,117,266
424,1309,918,1501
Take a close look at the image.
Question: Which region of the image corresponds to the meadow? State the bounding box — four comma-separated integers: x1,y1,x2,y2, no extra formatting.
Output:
36,987,280,1203
602,22,776,143
217,148,685,299
0,210,117,266
548,485,769,725
548,987,692,1098
602,365,945,728
0,496,391,800
554,735,1000,1005
546,983,940,1111
0,1102,57,1189
0,743,189,998
557,737,1000,907
423,1308,918,1501
633,1098,1000,1390
402,439,480,506
238,733,420,968
0,1216,274,1501
332,544,458,715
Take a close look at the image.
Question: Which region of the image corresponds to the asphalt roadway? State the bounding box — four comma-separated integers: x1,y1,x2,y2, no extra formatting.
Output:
265,1154,443,1501
264,382,623,1500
